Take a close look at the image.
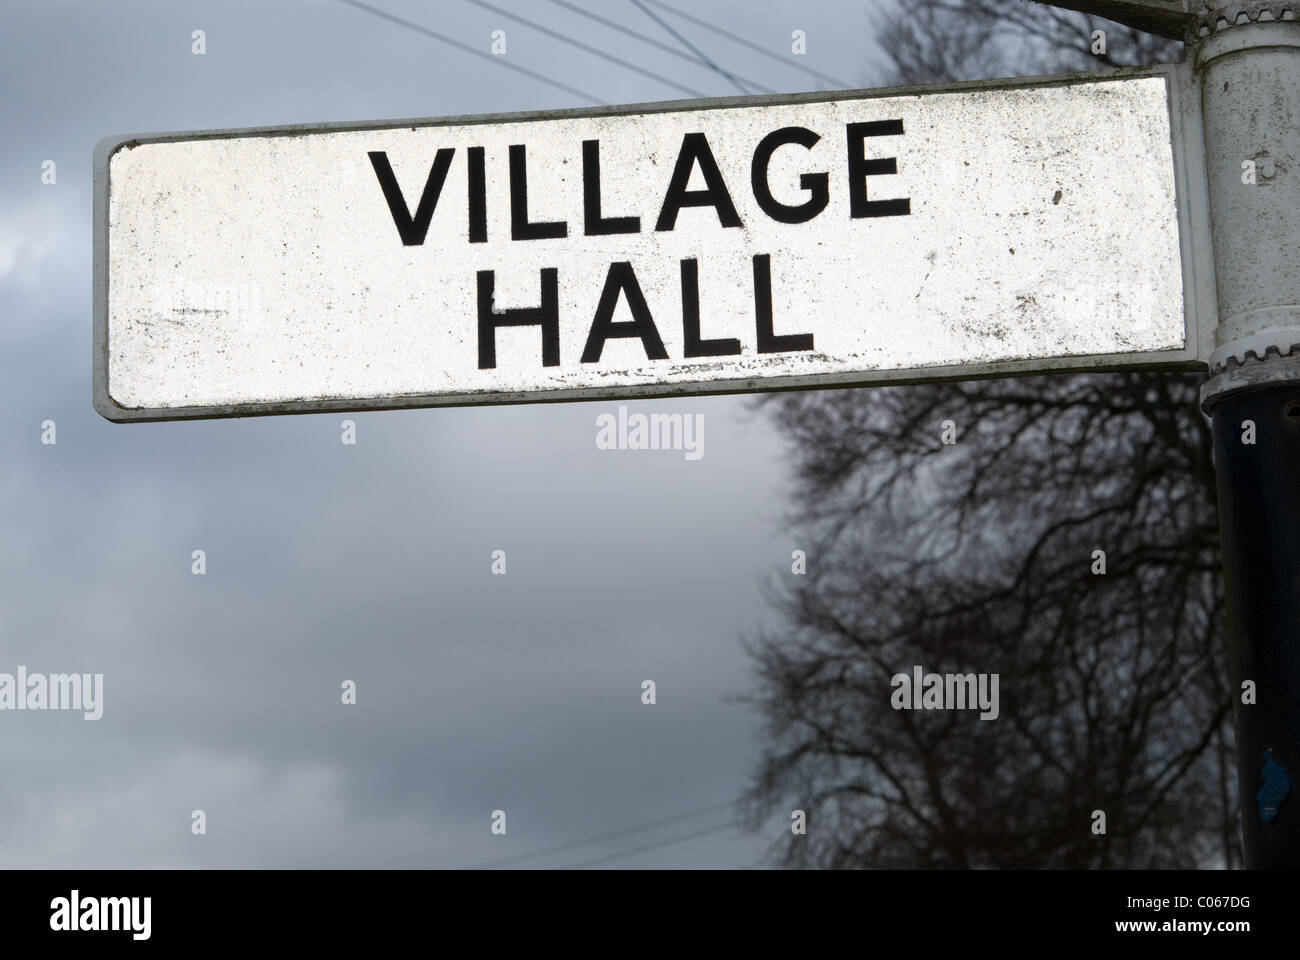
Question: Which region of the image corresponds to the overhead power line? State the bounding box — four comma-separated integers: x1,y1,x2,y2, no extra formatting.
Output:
626,0,755,95
466,798,738,869
562,818,742,869
640,0,854,90
336,0,606,105
461,0,707,99
546,0,775,94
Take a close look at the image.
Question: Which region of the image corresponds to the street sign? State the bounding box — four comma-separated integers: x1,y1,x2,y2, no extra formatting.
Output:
93,64,1210,422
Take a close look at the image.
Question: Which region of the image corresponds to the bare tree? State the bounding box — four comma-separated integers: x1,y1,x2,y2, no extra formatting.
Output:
741,0,1239,868
882,0,1177,83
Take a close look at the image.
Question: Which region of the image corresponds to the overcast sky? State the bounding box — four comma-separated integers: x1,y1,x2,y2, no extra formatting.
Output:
0,0,889,868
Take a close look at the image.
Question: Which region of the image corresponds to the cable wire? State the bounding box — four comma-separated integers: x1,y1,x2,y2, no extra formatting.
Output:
627,0,753,95
562,818,742,869
546,0,775,94
335,0,607,105
640,0,854,89
465,799,738,869
461,0,707,98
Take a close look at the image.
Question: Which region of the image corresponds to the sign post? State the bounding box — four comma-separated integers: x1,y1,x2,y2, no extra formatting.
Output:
1193,9,1300,869
1035,0,1300,867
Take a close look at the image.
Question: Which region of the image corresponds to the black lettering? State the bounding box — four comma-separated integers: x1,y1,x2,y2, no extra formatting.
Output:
581,262,669,363
753,254,813,353
846,120,910,219
477,268,560,368
510,144,568,240
583,140,640,236
751,127,828,224
468,146,487,243
368,149,455,246
655,133,743,232
680,259,741,358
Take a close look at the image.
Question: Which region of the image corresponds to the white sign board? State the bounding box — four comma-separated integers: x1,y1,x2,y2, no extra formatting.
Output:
93,65,1207,421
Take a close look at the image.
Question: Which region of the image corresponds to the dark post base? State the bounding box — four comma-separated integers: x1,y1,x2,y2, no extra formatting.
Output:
1212,384,1300,868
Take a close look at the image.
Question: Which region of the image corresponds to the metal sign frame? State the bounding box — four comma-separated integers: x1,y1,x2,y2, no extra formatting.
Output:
1032,0,1194,39
92,61,1214,423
